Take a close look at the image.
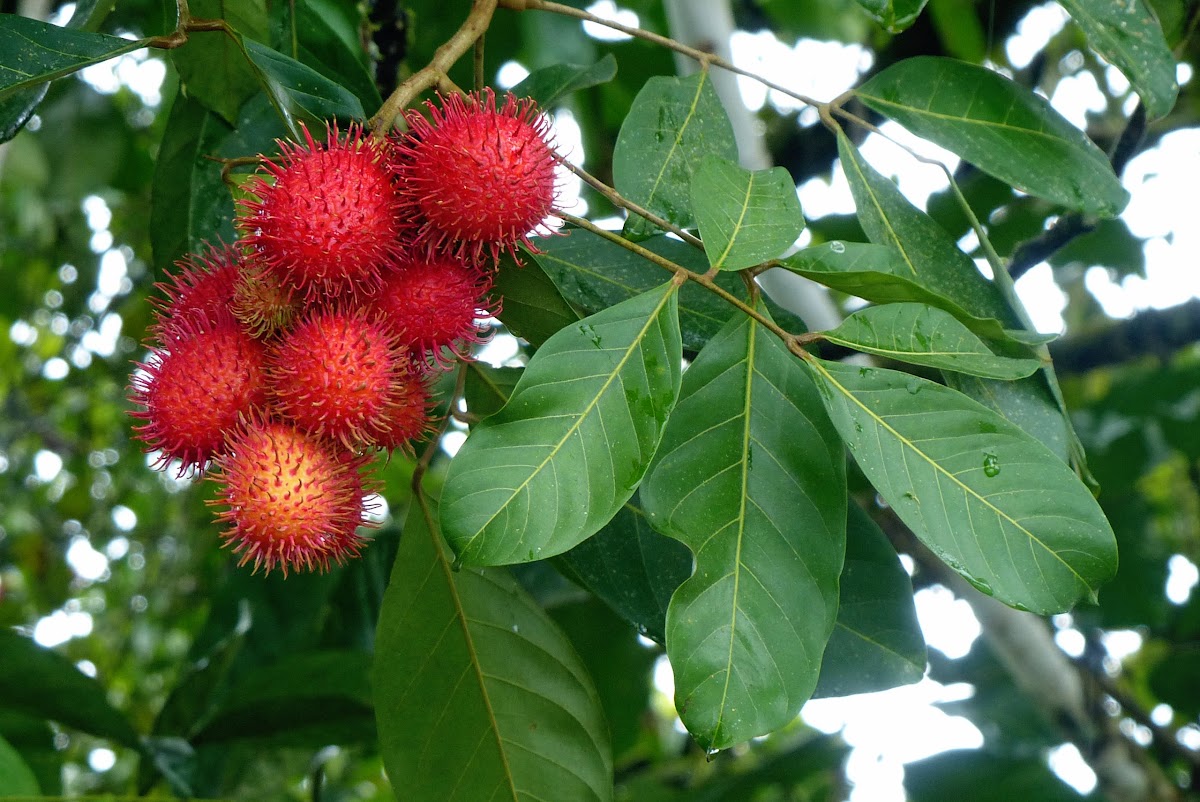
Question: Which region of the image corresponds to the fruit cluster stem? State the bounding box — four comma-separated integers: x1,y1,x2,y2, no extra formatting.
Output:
370,0,500,136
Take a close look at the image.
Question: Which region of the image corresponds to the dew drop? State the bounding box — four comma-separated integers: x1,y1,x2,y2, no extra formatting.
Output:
829,240,846,254
982,452,1000,477
705,748,720,762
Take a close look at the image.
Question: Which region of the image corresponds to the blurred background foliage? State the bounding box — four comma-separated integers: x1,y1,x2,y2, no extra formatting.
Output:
1,0,1199,799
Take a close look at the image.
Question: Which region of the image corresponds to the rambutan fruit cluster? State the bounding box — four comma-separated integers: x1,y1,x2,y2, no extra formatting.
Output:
128,90,560,576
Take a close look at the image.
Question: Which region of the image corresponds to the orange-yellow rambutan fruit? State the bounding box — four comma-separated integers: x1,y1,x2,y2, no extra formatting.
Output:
232,263,300,339
209,416,375,575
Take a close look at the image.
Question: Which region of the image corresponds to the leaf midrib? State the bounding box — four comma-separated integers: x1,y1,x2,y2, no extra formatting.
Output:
643,71,710,218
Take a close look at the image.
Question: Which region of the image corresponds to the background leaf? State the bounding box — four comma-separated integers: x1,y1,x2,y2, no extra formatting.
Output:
856,57,1130,216
824,303,1041,379
513,54,618,108
441,283,682,565
852,0,929,33
1060,0,1178,119
642,309,846,749
806,359,1117,614
612,71,737,239
0,731,40,796
813,502,926,697
289,0,382,111
169,0,269,124
374,503,613,802
494,252,580,347
691,156,804,271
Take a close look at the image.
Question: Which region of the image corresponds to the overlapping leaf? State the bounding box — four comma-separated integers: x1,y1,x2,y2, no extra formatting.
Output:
805,359,1117,614
813,503,926,698
642,309,846,749
856,57,1130,216
243,39,365,133
494,252,581,347
824,303,1041,379
612,71,737,239
441,283,682,565
691,156,805,271
1060,0,1178,120
169,0,269,124
374,504,612,801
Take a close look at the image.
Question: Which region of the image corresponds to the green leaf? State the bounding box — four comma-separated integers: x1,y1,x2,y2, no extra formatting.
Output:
824,303,1042,379
464,363,524,420
1060,0,1178,120
852,0,929,32
0,631,140,749
0,731,40,796
374,503,613,802
856,57,1130,216
494,252,580,347
243,39,366,134
513,54,618,108
291,0,382,111
813,502,925,698
442,283,682,565
906,750,1105,802
0,14,143,99
928,0,986,62
613,71,738,239
942,372,1071,463
0,84,47,144
532,229,808,352
691,156,804,271
556,493,692,644
641,308,846,749
782,241,1012,341
835,132,1013,326
170,0,269,124
806,359,1118,614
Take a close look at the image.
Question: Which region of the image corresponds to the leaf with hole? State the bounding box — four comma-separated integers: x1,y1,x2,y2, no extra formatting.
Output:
642,307,846,749
441,282,682,565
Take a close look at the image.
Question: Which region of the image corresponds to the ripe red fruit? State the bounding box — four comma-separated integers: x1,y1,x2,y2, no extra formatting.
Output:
236,124,404,301
232,264,299,339
209,417,375,575
265,305,410,448
129,312,268,474
370,255,495,364
150,244,241,331
396,89,559,261
371,366,435,453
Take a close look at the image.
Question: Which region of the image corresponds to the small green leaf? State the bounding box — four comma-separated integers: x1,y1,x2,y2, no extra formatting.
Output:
0,631,140,749
0,14,143,99
853,0,929,32
806,359,1118,614
642,308,846,749
243,39,365,134
513,54,618,108
814,503,926,698
691,156,804,272
441,283,682,565
613,71,738,238
374,503,613,801
1060,0,1178,119
856,57,1130,216
556,494,693,644
824,303,1042,379
494,252,581,347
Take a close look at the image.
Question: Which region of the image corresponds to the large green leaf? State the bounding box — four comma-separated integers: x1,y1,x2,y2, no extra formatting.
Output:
513,54,618,108
291,0,382,111
243,39,365,134
556,494,692,644
0,631,140,749
494,252,580,347
0,732,39,796
852,0,929,32
813,502,925,698
1060,0,1178,120
856,57,1130,216
691,156,804,272
532,230,807,352
441,283,682,565
374,503,612,801
642,308,846,749
170,0,270,124
823,303,1041,379
612,71,738,239
805,359,1117,614
0,14,143,98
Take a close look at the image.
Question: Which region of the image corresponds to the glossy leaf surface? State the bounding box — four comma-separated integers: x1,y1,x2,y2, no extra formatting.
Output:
375,504,612,801
513,54,618,108
243,39,365,133
807,359,1117,614
857,57,1130,216
0,14,142,97
441,283,682,565
642,309,846,749
691,156,804,271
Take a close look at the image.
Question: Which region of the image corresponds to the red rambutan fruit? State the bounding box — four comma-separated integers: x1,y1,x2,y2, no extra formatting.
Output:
369,254,495,365
265,305,411,448
236,123,404,301
371,365,435,453
232,263,300,339
150,243,241,331
209,416,376,575
129,312,268,474
395,89,559,261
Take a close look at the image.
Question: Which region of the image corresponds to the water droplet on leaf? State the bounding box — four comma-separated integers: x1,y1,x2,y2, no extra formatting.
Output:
829,240,846,254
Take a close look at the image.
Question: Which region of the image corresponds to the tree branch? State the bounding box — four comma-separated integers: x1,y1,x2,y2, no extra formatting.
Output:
1049,298,1200,373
